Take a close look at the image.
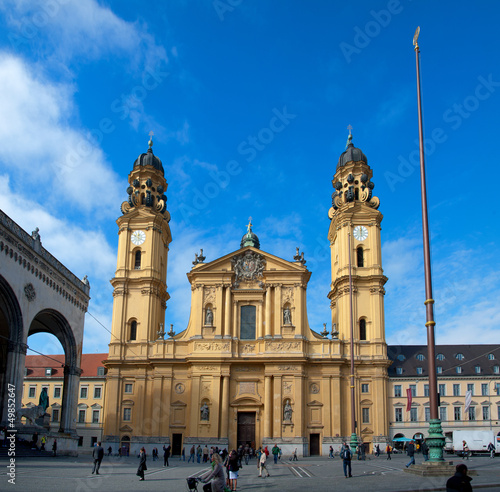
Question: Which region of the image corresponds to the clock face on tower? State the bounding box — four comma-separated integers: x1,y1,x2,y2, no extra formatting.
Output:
131,230,146,246
353,226,368,241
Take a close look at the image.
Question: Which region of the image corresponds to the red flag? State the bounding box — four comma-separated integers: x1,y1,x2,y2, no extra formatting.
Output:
406,388,413,412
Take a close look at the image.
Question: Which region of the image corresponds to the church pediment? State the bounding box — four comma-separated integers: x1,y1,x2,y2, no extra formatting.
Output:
119,424,133,432
307,400,323,407
171,400,187,407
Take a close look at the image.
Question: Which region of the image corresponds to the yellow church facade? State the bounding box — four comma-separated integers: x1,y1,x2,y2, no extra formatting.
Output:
102,135,391,456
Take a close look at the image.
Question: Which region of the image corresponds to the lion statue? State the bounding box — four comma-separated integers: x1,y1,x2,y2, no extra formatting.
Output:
16,405,46,425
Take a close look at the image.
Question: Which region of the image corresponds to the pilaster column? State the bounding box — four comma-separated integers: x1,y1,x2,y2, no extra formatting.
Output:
190,375,201,437
264,285,272,338
294,373,303,438
264,375,272,438
232,301,238,338
273,375,282,438
224,286,231,338
220,375,230,438
295,284,303,334
257,300,263,339
274,284,282,337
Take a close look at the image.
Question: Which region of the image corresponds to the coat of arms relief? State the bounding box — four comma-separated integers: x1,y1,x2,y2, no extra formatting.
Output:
231,251,266,288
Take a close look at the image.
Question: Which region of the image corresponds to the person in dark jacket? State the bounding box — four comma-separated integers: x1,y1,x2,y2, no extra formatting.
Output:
405,441,416,468
446,464,473,492
137,447,147,481
342,444,352,478
163,444,171,466
92,441,104,474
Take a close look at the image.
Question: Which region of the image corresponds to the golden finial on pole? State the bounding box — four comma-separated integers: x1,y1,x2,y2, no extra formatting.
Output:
148,130,154,149
413,26,420,51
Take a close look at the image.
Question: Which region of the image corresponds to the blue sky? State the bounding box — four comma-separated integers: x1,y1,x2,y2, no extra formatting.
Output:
0,0,499,355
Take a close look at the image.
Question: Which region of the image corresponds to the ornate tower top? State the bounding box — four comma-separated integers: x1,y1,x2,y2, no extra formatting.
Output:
240,217,260,249
120,135,169,218
330,132,379,213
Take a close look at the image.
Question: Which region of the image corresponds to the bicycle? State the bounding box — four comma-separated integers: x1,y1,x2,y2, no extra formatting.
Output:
186,476,213,492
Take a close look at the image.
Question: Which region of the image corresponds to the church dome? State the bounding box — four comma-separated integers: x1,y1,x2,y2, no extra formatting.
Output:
240,220,260,249
337,134,367,170
134,138,164,174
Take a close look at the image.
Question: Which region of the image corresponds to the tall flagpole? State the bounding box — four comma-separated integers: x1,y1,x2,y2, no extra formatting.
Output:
413,27,445,463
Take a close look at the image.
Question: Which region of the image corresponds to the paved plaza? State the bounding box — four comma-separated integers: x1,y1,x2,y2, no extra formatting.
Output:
2,452,500,491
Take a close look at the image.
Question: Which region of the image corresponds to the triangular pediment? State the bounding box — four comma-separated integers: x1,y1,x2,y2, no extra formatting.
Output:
171,400,187,407
189,246,309,276
361,427,373,435
119,424,133,432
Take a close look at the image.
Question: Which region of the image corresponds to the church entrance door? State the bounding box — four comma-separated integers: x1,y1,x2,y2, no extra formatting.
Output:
172,433,182,456
310,433,320,456
237,412,255,448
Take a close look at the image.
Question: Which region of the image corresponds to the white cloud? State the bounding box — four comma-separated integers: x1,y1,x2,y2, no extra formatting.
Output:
1,0,167,70
0,53,124,217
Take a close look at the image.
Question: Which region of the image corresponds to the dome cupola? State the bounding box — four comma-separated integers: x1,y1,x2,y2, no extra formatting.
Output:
240,219,260,249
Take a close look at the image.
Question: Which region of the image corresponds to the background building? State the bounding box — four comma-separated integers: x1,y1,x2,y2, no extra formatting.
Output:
22,353,107,452
388,345,500,450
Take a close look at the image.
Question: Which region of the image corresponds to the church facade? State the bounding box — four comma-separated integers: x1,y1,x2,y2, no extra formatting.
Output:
102,135,391,456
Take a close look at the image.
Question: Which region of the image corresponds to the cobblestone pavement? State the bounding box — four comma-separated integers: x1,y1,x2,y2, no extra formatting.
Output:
2,452,500,491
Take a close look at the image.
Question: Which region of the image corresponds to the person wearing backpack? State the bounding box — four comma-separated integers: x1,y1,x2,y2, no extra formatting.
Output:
386,444,392,460
342,444,352,478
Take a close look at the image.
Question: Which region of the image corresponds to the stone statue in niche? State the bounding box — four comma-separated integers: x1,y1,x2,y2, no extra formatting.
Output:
205,308,213,326
283,399,292,421
283,307,291,325
200,402,210,421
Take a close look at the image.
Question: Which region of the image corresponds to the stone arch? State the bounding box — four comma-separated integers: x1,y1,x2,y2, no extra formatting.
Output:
28,309,81,433
0,274,24,423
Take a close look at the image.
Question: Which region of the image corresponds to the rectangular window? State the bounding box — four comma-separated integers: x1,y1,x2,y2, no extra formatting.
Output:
361,384,369,393
395,408,402,422
123,408,131,421
52,409,59,422
482,406,489,421
94,387,102,399
124,383,133,394
91,437,97,447
78,410,86,423
481,383,488,396
80,386,88,399
92,410,100,424
362,407,370,423
467,384,474,396
440,407,447,422
410,408,417,422
396,367,403,375
28,386,36,398
424,384,429,397
454,407,461,421
394,385,402,397
97,367,105,376
416,367,423,374
453,384,460,396
409,384,417,397
468,407,475,421
240,305,256,340
439,384,446,396
424,407,430,421
53,387,61,399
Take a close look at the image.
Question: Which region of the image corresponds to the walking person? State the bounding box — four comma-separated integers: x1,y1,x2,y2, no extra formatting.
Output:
272,444,280,464
181,446,186,461
52,439,57,457
163,444,171,466
188,444,196,463
462,440,470,461
386,444,392,460
375,444,380,457
329,445,334,458
40,436,47,451
197,445,203,463
258,449,270,477
405,440,416,468
487,442,495,458
92,441,104,475
107,445,112,456
342,443,352,478
136,447,147,481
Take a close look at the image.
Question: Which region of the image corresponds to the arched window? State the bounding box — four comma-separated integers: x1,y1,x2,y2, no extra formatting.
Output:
357,247,364,267
130,320,137,341
359,318,367,340
134,250,141,269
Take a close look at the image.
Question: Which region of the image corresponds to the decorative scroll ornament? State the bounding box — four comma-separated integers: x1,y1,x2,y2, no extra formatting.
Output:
231,250,266,288
24,283,36,302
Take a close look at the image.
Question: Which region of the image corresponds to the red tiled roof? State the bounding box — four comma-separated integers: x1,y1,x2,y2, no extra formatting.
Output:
25,353,108,378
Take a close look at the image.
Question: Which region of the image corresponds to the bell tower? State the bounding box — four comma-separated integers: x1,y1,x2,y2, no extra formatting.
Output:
108,135,172,356
327,132,387,347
